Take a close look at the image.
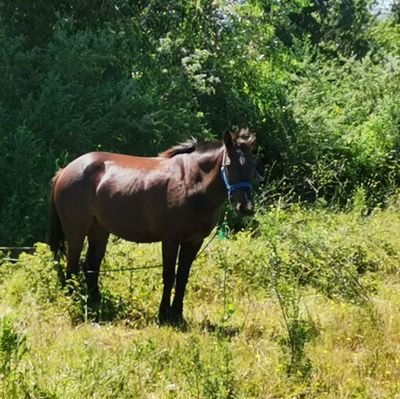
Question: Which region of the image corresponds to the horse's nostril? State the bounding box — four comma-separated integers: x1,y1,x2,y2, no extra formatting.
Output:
239,203,254,216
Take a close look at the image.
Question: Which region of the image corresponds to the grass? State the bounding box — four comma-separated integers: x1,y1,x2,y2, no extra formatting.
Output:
1,198,400,398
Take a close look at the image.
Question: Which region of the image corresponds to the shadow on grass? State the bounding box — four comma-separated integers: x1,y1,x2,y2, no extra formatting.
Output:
198,319,240,339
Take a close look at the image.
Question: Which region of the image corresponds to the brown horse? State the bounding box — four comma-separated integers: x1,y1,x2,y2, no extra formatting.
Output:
48,128,256,324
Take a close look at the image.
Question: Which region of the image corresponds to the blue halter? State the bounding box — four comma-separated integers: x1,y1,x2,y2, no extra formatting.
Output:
220,152,253,198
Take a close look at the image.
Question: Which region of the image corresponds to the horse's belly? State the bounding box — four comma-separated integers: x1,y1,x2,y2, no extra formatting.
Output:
98,215,163,243
94,197,165,243
113,229,162,243
94,176,167,242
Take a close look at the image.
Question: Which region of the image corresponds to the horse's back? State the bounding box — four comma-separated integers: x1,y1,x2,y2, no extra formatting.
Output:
53,152,172,242
54,151,163,194
52,150,219,244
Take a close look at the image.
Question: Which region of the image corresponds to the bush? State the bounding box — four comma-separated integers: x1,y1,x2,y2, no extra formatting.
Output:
281,51,400,205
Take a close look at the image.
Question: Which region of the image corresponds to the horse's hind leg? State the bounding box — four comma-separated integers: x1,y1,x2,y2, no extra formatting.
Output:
65,233,86,281
84,220,109,305
63,217,92,286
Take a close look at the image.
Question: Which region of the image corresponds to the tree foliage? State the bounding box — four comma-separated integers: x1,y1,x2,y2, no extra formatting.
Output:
0,0,399,244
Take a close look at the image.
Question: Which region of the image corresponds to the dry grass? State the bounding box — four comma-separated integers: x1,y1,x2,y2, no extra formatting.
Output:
1,201,400,398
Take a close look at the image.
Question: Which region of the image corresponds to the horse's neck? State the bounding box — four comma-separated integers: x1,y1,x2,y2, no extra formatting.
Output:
192,148,226,204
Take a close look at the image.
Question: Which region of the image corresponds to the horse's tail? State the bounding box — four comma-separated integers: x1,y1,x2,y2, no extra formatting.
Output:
48,170,65,259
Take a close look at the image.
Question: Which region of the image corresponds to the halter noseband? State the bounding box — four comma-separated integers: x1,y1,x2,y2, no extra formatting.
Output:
220,150,253,198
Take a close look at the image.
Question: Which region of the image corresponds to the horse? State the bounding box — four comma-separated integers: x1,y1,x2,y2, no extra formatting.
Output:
48,127,256,325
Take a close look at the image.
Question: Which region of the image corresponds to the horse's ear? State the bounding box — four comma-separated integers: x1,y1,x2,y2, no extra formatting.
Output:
223,130,234,149
236,128,256,150
223,127,256,149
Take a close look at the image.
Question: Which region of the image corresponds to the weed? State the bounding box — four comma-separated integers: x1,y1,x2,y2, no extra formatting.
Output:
0,203,400,397
0,314,28,396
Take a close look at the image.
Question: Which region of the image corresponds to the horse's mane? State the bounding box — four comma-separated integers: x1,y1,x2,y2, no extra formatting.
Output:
159,138,222,158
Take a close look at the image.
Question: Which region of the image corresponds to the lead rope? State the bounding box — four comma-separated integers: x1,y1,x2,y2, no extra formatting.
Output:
85,224,221,275
214,211,231,322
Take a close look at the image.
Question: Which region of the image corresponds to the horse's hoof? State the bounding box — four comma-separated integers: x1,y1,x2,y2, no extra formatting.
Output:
158,314,186,328
158,318,171,327
172,317,188,330
158,312,170,326
168,314,188,330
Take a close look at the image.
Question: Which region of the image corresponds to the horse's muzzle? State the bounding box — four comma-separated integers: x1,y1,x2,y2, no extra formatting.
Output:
236,202,254,216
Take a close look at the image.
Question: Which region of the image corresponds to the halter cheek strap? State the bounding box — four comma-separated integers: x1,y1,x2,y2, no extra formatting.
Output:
220,150,253,198
221,165,253,195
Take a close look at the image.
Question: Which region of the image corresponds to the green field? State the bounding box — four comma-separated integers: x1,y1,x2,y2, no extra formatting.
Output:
1,2,400,397
1,199,400,398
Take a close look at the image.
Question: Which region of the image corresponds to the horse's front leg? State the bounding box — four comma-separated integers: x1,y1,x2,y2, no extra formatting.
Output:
170,239,203,325
159,239,179,325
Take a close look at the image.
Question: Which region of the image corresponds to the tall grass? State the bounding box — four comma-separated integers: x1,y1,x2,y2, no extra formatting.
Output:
1,197,400,397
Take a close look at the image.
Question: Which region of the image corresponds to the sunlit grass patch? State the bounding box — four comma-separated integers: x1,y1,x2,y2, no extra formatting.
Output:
1,201,400,397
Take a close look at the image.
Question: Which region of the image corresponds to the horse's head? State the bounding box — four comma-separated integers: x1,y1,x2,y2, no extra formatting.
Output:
221,127,256,216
